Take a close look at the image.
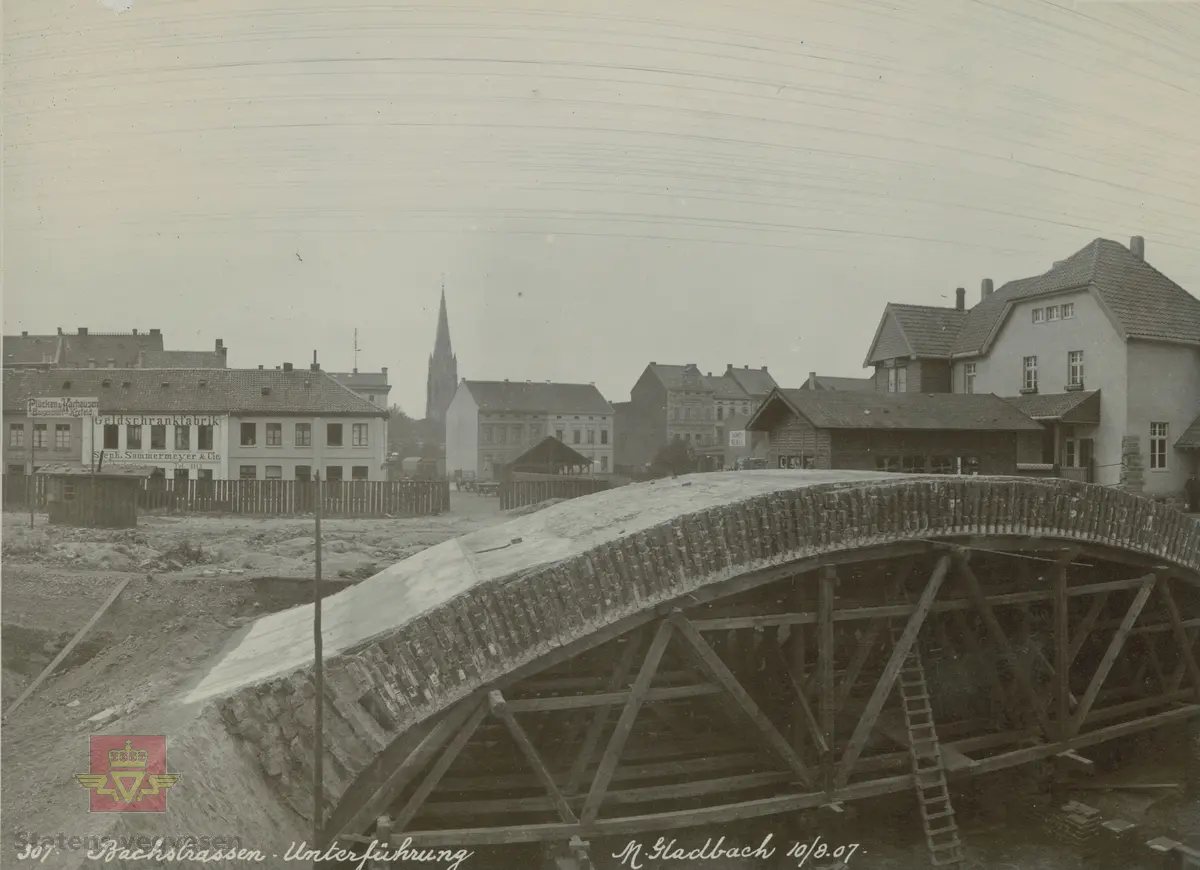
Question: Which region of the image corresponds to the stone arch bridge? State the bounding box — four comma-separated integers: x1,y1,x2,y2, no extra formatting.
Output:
107,472,1200,865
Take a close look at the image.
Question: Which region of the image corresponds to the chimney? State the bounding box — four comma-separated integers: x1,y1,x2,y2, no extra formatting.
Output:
258,365,264,370
149,328,161,336
310,351,319,372
1130,236,1145,260
132,329,138,335
809,371,817,388
650,361,657,366
352,367,358,374
87,358,96,368
57,327,63,335
981,278,994,300
20,331,27,337
761,366,768,372
78,327,88,336
107,358,115,368
215,338,224,351
381,366,388,376
283,362,293,372
955,288,965,310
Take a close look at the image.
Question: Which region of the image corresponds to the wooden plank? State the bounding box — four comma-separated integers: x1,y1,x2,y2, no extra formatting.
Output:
506,683,719,713
580,620,673,824
392,700,487,832
1055,559,1071,740
1068,574,1158,738
836,620,881,712
1168,627,1200,693
877,715,977,772
955,550,1052,734
489,691,578,824
818,566,836,789
564,631,644,795
834,554,950,790
669,612,811,786
329,697,481,839
1069,591,1109,666
1159,579,1200,700
767,642,828,754
5,575,133,719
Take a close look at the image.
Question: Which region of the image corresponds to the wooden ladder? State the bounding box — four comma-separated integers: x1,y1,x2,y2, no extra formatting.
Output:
891,622,966,868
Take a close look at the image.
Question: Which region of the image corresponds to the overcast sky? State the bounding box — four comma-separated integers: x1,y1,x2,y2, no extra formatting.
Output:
6,0,1200,414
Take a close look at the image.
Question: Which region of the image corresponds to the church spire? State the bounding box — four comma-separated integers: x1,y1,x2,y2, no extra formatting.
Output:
426,282,458,425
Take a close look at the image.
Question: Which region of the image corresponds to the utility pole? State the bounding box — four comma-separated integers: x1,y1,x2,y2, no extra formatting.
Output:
353,329,361,372
312,470,325,862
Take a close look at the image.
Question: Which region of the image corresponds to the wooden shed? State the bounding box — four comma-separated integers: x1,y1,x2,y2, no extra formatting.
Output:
36,463,157,528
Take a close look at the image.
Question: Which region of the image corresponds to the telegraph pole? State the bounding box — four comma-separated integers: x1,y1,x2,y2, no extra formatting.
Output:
312,470,325,860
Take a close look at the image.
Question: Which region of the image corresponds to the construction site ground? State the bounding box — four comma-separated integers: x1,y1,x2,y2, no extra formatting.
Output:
1,492,1196,870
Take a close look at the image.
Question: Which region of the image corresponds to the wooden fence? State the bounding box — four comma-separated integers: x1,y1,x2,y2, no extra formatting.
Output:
2,474,450,518
499,478,612,511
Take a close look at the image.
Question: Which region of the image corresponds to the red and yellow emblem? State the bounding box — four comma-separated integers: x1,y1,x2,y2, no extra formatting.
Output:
75,736,179,813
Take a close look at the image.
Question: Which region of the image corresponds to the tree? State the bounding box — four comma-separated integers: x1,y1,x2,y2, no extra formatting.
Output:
387,405,421,458
649,438,696,478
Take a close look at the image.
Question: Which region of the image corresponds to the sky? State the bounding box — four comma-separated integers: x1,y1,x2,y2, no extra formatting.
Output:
6,0,1200,415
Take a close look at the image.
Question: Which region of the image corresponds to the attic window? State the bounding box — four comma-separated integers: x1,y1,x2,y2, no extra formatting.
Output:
198,379,207,388
160,382,171,389
101,379,111,388
304,379,311,388
62,380,72,389
122,381,131,389
261,387,271,396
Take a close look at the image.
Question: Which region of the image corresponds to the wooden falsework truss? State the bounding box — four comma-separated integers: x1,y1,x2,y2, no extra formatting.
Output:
325,541,1200,852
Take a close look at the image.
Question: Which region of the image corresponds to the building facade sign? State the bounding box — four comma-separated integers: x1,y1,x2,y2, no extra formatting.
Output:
92,450,221,470
95,414,221,427
728,429,746,448
27,397,100,418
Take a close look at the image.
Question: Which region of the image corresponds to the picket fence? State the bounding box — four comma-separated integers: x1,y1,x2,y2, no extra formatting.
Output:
2,474,450,519
498,478,612,511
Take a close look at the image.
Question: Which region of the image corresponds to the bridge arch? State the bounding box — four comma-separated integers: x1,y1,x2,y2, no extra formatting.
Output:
185,471,1199,856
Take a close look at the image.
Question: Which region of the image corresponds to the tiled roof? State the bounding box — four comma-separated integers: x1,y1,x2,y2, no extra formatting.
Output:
463,380,614,414
139,350,227,368
1002,390,1100,422
512,436,592,469
329,371,390,390
751,388,1042,432
952,238,1200,355
873,306,974,362
2,368,386,416
647,364,715,392
724,365,778,397
1177,411,1200,450
707,373,751,400
802,375,876,392
57,332,165,367
3,334,62,366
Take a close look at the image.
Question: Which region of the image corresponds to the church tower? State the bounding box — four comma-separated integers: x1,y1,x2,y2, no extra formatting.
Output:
425,285,458,428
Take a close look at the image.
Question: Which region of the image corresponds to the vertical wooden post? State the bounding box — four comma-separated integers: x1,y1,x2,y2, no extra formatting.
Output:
819,566,836,792
313,470,325,859
1054,560,1070,740
28,403,36,528
372,816,392,870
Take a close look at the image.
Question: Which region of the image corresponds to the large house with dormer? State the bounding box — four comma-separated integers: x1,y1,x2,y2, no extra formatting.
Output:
862,236,1200,497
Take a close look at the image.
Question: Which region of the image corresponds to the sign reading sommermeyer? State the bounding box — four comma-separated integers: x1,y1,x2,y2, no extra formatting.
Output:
27,397,100,418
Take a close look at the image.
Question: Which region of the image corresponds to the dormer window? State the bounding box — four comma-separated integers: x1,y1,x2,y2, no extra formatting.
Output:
121,381,131,388
198,379,207,388
62,380,72,389
261,387,271,396
101,379,111,388
160,382,170,389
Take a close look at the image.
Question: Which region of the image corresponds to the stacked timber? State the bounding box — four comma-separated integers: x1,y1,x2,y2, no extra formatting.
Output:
1046,800,1101,847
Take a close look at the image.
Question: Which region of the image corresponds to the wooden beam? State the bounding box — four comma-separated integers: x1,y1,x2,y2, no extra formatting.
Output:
819,566,836,789
1167,627,1199,694
5,575,132,719
768,642,828,754
954,550,1052,735
507,683,719,713
789,578,807,756
580,620,673,824
669,612,811,786
489,690,578,824
1055,559,1071,740
392,700,487,832
836,620,882,711
329,696,482,839
835,555,950,790
1068,591,1109,666
877,714,977,772
544,630,639,790
1159,580,1200,700
1068,574,1158,739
